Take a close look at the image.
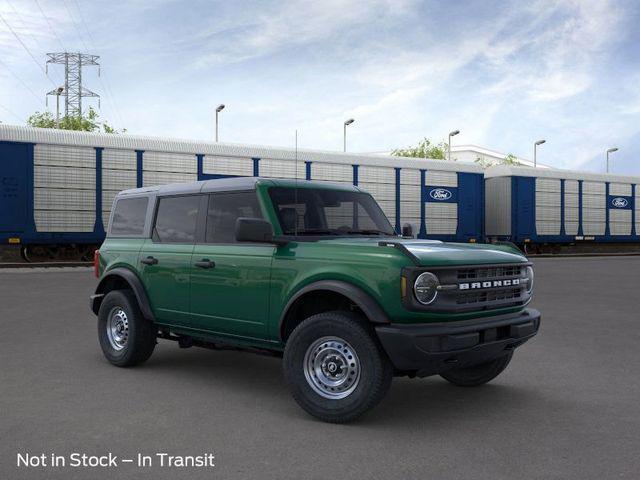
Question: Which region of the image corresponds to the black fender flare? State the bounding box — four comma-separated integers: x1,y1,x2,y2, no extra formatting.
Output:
91,267,155,321
279,280,390,336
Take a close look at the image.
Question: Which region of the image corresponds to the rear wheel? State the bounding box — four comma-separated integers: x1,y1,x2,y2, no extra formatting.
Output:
97,290,156,367
283,311,393,423
439,352,513,387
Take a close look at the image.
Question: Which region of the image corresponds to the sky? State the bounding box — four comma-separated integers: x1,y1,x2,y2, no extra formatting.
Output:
1,0,639,175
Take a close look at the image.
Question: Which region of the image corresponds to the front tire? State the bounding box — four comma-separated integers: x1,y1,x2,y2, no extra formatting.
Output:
283,311,393,423
97,290,156,367
439,352,513,387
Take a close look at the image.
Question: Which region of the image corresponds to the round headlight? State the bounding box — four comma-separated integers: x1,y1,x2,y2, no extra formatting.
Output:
414,272,439,305
525,266,534,294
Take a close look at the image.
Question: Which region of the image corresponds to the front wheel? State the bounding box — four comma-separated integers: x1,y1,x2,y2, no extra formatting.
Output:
283,311,393,423
439,352,513,387
97,290,157,367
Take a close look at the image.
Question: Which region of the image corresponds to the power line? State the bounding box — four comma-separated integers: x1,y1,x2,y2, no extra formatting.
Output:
0,12,57,87
68,0,126,127
5,0,65,86
61,0,90,51
0,102,24,123
0,57,43,103
34,0,67,52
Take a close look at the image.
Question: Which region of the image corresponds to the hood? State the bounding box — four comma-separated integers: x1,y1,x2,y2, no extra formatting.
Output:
318,237,527,266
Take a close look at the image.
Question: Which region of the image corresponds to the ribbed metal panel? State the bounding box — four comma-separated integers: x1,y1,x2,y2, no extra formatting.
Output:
102,190,121,228
143,151,196,173
33,145,96,232
400,169,421,185
259,158,305,179
426,203,457,234
358,166,395,184
359,182,395,201
202,155,253,176
484,177,511,236
565,180,579,193
311,163,353,183
34,144,95,168
102,169,136,191
142,171,197,187
34,189,95,211
636,187,640,234
399,170,421,230
609,183,632,196
425,170,457,187
535,178,561,236
610,209,631,235
375,200,396,221
102,148,136,170
0,124,484,174
582,181,606,195
34,211,95,232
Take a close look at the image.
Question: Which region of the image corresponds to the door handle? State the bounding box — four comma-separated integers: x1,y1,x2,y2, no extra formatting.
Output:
194,259,215,269
140,256,158,265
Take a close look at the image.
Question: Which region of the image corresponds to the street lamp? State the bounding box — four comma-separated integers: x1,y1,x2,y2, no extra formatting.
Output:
447,130,460,161
533,139,546,168
343,118,355,152
606,147,618,173
215,104,225,142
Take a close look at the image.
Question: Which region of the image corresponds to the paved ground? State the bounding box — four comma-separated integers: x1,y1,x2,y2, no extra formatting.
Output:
1,257,639,480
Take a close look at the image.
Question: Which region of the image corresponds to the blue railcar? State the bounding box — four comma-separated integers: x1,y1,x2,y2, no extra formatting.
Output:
0,125,484,259
485,165,640,246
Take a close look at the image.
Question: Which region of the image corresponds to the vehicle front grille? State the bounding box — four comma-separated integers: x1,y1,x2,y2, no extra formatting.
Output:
405,263,532,313
457,265,523,280
456,287,522,306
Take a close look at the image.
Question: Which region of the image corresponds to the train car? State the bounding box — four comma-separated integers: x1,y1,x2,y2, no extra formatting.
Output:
0,125,484,260
485,165,640,248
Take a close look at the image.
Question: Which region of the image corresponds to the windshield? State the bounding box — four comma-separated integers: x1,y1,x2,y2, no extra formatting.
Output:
268,187,395,236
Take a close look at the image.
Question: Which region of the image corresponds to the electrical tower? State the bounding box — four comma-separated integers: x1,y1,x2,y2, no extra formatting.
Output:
46,53,100,118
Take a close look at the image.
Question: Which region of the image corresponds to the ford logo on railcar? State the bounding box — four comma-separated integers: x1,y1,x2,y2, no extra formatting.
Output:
429,188,452,200
459,279,521,290
611,197,628,208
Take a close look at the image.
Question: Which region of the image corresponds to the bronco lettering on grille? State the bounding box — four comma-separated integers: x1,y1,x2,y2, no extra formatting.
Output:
459,279,520,290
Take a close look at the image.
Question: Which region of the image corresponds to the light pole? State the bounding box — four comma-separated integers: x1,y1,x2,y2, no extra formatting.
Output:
606,147,618,173
343,118,354,152
55,87,64,128
533,139,546,167
215,104,225,142
447,130,460,161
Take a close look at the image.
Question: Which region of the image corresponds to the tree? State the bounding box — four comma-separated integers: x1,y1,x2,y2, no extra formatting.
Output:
392,138,449,160
474,152,522,168
27,107,125,133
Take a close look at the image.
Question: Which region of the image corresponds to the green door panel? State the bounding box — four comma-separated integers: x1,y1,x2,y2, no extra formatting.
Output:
189,244,275,338
140,239,195,325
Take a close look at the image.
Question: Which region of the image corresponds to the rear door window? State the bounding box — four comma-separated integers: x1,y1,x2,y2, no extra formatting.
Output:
153,195,201,243
110,197,148,236
205,191,262,243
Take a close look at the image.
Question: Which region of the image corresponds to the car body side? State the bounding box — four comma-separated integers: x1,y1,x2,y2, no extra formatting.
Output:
93,178,531,352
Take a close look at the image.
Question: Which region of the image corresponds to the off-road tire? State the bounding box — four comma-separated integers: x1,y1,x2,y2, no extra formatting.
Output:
283,311,393,423
97,289,156,367
439,352,513,387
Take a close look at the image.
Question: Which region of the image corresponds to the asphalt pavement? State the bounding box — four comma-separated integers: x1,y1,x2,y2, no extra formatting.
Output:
1,257,639,479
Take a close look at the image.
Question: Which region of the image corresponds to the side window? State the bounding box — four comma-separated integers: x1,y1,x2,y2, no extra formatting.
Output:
206,191,262,243
153,195,200,243
110,197,148,236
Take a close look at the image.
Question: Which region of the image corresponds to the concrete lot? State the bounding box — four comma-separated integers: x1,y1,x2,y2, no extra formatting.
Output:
1,257,639,479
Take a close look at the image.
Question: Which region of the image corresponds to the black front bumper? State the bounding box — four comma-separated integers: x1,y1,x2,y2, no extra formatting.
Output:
375,308,541,377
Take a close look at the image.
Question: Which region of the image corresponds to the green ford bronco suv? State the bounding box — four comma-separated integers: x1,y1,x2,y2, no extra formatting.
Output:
91,177,540,423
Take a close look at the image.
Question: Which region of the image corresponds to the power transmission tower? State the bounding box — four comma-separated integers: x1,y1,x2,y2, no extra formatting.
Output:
46,53,100,118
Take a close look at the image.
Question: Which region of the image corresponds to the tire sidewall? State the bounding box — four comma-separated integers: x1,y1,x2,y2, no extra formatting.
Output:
97,290,142,366
284,313,391,421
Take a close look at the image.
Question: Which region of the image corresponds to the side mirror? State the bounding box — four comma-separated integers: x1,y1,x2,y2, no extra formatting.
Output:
235,218,277,243
401,223,414,238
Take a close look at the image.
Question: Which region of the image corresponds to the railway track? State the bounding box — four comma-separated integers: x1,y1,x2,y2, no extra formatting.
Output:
0,261,92,269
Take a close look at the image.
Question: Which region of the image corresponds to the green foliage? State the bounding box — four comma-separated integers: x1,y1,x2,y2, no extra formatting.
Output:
392,138,449,160
27,107,125,134
475,152,522,168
